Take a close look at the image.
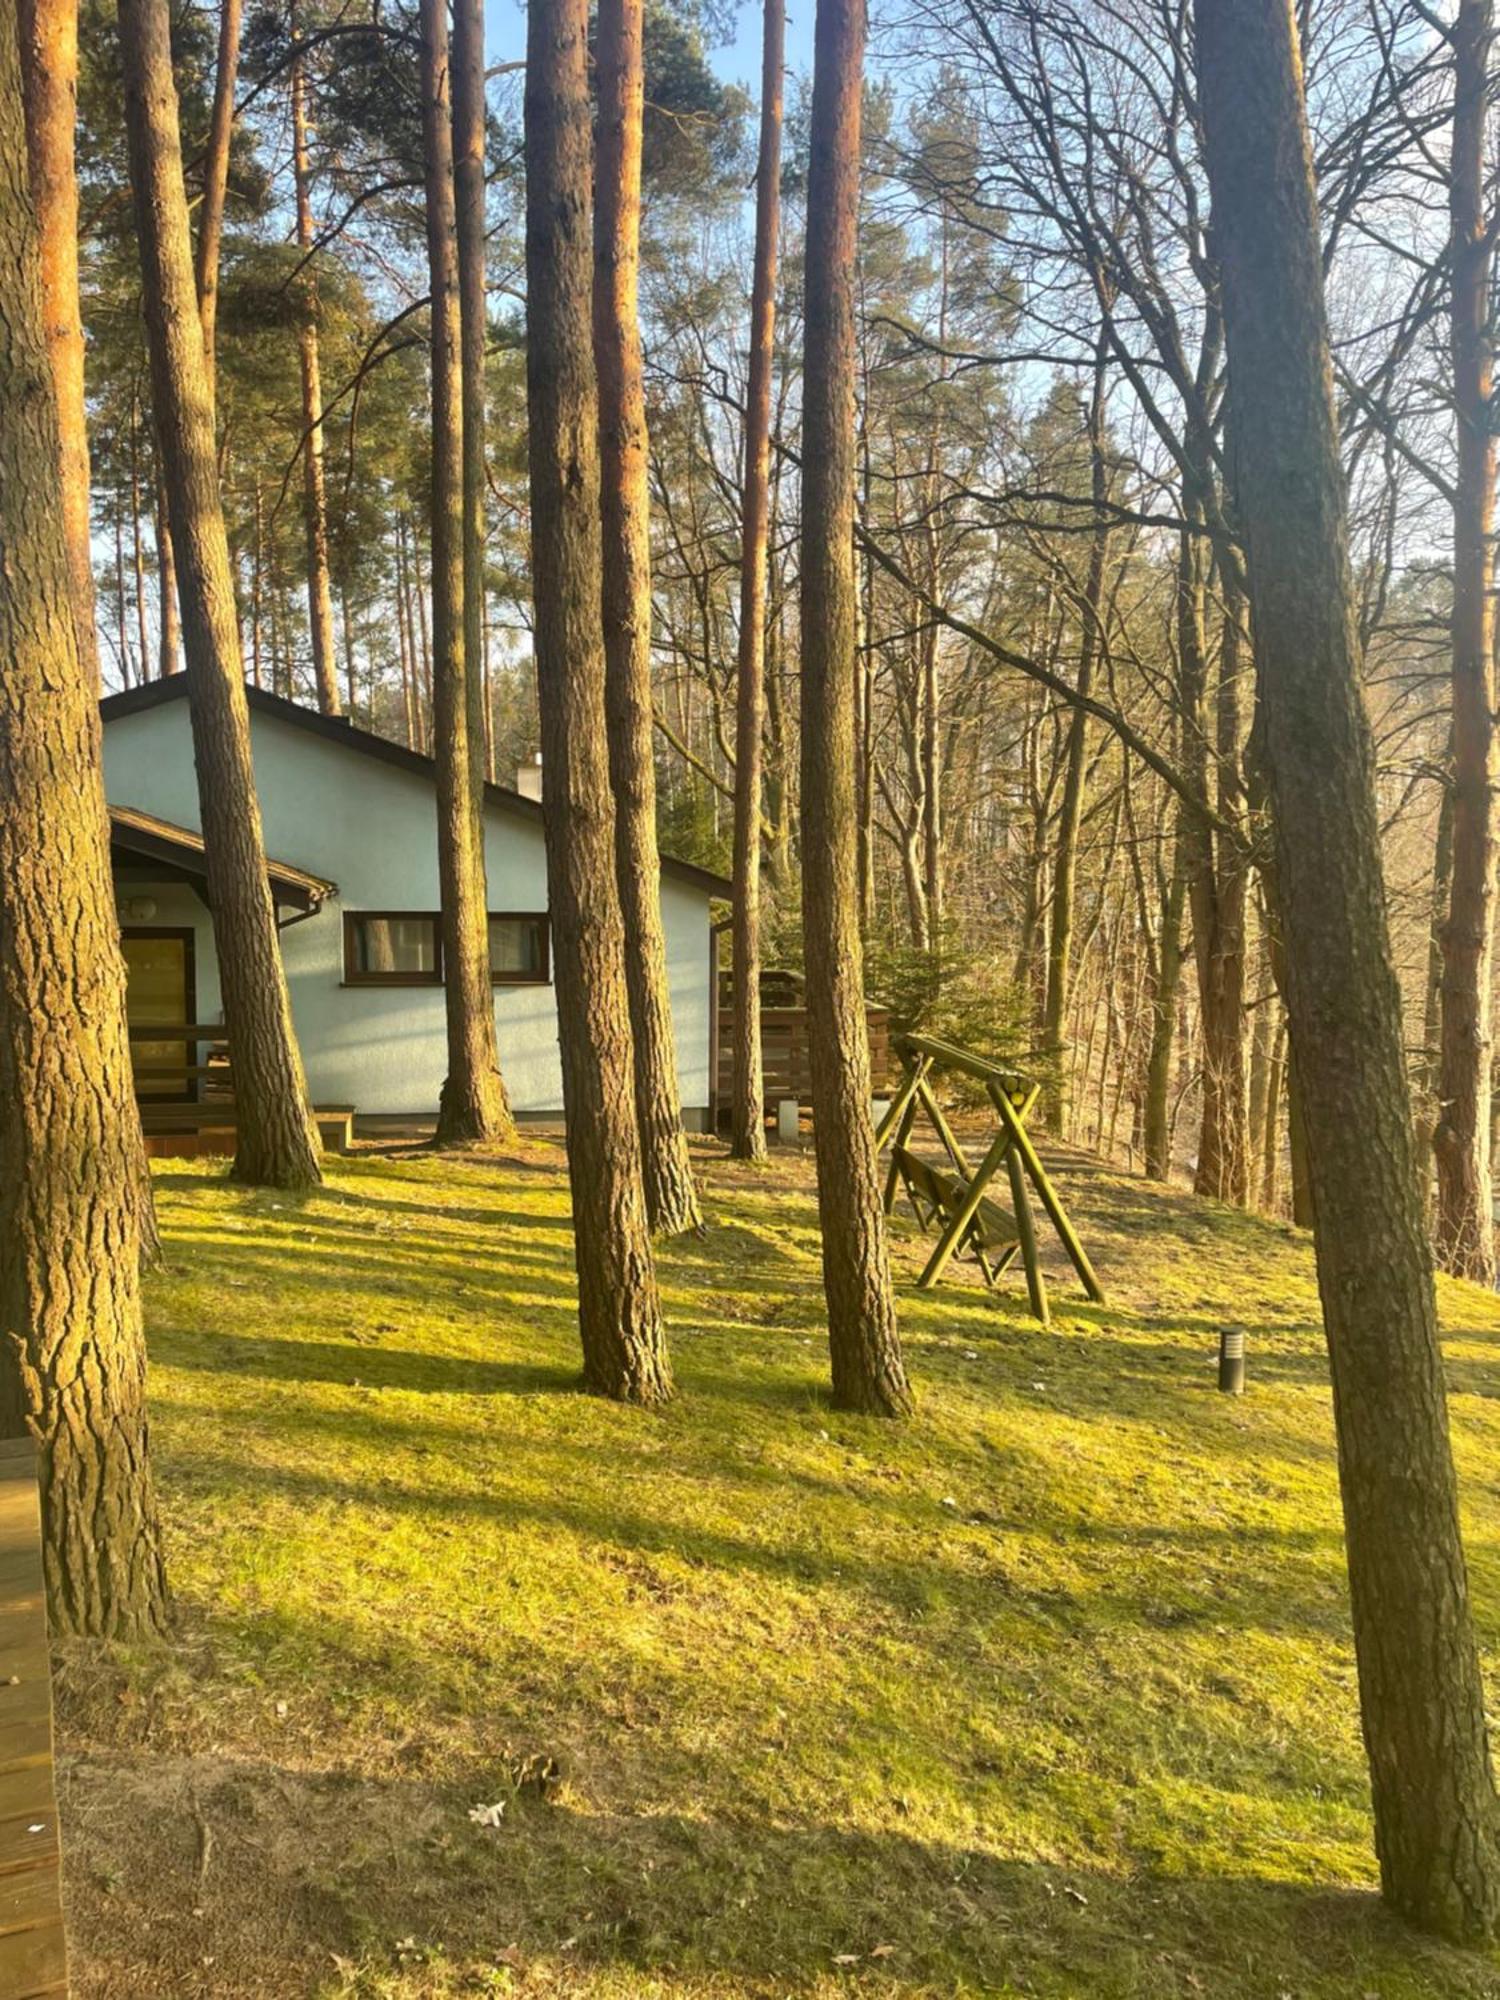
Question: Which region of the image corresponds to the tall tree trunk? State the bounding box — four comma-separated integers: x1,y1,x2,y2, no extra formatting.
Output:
524,0,671,1401
452,0,495,795
153,438,179,675
593,0,699,1232
1178,523,1249,1203
448,0,516,1138
130,383,152,676
395,515,419,749
17,0,94,671
800,0,912,1417
0,13,168,1634
290,4,340,717
1419,758,1458,1216
728,0,785,1165
1435,0,1498,1283
1198,0,1500,1938
1260,1015,1285,1214
120,0,323,1190
193,0,240,411
1142,827,1187,1179
420,0,512,1146
1042,343,1109,1135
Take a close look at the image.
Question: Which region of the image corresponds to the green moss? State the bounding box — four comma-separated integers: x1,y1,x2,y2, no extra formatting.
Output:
58,1143,1500,1998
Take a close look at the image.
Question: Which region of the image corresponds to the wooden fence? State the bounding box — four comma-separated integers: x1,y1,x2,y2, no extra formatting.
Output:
716,970,891,1118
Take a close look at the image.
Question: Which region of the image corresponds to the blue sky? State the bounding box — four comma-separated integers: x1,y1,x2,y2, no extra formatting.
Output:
482,0,817,95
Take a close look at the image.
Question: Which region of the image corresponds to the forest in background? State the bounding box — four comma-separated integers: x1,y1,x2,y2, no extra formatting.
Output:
66,0,1486,1249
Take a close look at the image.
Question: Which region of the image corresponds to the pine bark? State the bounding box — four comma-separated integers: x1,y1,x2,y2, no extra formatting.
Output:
193,0,241,411
290,5,340,717
17,0,94,671
0,9,168,1635
420,0,512,1147
1435,0,1498,1283
729,0,785,1164
800,0,912,1417
524,0,671,1401
120,0,323,1190
593,0,701,1233
1198,0,1500,1938
153,438,179,675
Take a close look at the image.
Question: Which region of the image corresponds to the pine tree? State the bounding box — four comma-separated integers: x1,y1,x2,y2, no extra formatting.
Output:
1197,0,1500,1938
800,0,912,1416
594,0,701,1234
419,0,513,1147
728,0,785,1165
525,0,672,1402
0,0,168,1633
120,0,323,1190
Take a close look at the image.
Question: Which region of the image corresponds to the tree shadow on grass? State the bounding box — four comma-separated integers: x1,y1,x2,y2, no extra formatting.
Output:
57,1748,1492,2000
151,1330,579,1398
147,1419,1362,1649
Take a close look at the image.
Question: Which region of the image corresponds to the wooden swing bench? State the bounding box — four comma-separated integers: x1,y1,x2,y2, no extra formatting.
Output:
874,1033,1104,1326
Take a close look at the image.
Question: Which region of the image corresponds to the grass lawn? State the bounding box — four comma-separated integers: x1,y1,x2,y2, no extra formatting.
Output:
56,1137,1500,1999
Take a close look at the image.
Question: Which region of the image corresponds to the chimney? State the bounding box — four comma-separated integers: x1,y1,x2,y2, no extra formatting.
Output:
516,753,543,802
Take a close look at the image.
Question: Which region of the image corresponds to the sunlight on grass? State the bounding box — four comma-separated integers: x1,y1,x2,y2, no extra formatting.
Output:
58,1142,1500,1998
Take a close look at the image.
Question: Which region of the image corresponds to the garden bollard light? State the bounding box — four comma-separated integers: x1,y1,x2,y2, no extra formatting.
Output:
1218,1327,1245,1395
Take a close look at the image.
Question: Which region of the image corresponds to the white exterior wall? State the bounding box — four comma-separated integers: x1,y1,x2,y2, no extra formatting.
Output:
102,700,716,1118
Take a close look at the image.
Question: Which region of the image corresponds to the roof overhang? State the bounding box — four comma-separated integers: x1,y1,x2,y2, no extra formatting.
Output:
100,677,734,898
109,805,336,917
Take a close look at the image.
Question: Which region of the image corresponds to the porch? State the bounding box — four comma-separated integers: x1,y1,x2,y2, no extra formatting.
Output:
110,806,352,1155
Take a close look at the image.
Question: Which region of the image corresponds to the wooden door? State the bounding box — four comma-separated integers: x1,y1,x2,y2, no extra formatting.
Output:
121,927,196,1100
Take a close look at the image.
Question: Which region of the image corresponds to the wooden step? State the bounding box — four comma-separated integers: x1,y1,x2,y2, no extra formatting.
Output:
0,1441,68,2000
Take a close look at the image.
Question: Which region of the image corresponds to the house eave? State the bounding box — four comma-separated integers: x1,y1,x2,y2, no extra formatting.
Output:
100,678,734,898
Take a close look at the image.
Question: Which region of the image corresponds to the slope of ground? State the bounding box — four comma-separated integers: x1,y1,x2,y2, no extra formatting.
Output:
56,1138,1500,1998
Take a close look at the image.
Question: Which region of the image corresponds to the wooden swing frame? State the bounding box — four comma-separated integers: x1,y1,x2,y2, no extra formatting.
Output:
873,1033,1105,1326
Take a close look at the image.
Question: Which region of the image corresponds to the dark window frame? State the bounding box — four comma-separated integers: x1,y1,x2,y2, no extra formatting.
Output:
487,911,551,986
342,910,442,987
342,910,550,988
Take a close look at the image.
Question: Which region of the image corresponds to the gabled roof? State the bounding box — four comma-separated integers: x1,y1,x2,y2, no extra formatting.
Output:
110,804,335,914
100,677,733,897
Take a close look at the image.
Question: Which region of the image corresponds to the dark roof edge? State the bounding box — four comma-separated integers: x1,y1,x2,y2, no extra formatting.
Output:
100,677,733,897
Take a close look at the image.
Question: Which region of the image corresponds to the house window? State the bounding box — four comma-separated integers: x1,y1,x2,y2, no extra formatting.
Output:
344,913,441,985
488,914,549,984
344,911,549,986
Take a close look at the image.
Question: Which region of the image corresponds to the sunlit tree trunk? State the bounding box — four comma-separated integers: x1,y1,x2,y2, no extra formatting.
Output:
800,0,912,1416
593,0,700,1232
1142,823,1187,1179
1435,0,1498,1282
290,2,340,717
1198,0,1500,1938
1042,341,1109,1135
193,0,240,412
153,439,179,675
524,0,671,1400
120,0,323,1190
0,13,168,1634
17,0,94,672
729,0,785,1163
419,0,512,1146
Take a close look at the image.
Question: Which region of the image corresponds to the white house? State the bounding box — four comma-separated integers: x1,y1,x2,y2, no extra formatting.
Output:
100,679,728,1133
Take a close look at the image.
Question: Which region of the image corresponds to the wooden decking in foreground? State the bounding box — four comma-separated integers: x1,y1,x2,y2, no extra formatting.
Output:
0,1441,68,1998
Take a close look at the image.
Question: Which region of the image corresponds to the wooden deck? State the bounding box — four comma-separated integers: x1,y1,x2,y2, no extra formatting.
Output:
0,1440,68,1998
